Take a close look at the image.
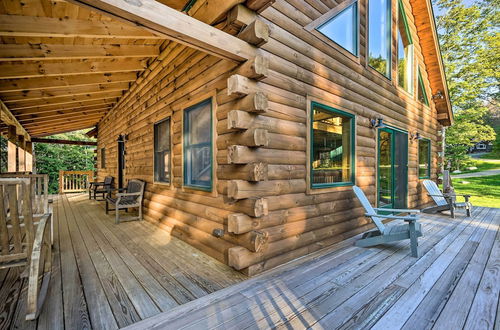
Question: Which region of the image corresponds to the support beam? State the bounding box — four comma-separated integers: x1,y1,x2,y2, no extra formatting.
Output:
68,0,258,62
31,137,97,146
8,91,123,111
25,141,33,172
0,44,159,61
0,14,162,39
17,135,25,172
0,99,29,141
0,59,147,79
7,126,17,172
0,72,137,93
1,82,130,102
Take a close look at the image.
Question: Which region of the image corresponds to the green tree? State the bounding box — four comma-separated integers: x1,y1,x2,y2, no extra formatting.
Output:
433,0,499,169
34,130,96,193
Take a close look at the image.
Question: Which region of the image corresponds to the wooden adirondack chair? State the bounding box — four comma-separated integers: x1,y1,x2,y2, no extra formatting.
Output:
353,186,422,258
105,179,145,224
421,179,472,218
0,178,52,320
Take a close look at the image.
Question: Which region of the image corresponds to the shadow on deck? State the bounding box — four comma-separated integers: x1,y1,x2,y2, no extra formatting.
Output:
1,197,498,329
0,194,246,330
126,206,499,330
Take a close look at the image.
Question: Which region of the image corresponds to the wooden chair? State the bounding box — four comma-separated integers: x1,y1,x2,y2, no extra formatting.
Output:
105,179,145,224
0,178,52,321
421,179,472,218
353,186,422,258
89,176,114,200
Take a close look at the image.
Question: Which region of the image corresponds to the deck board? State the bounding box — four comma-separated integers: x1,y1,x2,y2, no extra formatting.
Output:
124,206,499,330
2,196,498,330
2,194,245,330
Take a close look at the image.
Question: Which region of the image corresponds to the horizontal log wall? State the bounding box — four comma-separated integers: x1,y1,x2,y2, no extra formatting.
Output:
97,0,444,275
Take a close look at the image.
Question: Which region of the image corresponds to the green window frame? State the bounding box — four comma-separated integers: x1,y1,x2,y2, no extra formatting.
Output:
368,0,392,78
418,138,431,179
154,117,171,184
316,1,359,56
417,68,429,106
397,0,414,93
183,98,213,191
310,101,356,189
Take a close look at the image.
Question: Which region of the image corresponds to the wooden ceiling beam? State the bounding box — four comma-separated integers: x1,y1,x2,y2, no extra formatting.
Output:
31,137,97,146
0,59,148,79
1,82,130,102
24,115,102,132
11,99,117,115
17,107,110,122
7,91,123,111
30,125,97,137
0,14,163,39
28,121,99,135
68,0,258,62
0,44,160,61
0,99,30,141
0,72,137,93
21,113,104,127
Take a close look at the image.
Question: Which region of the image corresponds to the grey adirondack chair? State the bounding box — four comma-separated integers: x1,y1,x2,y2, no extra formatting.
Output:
105,179,145,224
353,186,422,258
421,179,472,218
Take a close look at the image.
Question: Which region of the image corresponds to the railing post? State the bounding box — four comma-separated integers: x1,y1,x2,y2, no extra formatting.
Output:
59,170,63,194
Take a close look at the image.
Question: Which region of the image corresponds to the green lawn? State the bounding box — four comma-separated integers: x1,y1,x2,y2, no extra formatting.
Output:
456,158,500,174
452,174,500,208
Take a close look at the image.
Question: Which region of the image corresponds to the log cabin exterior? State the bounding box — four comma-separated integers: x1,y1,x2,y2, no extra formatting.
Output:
0,0,452,276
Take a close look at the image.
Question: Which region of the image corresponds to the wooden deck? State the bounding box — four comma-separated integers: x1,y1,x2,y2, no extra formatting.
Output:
125,206,500,330
0,194,246,330
1,197,498,330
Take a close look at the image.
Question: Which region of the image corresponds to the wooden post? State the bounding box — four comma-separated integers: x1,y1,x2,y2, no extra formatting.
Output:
17,135,25,172
7,125,17,172
25,141,33,172
59,170,64,194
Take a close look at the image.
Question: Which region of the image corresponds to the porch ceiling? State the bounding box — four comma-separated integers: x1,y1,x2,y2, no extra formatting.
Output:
0,0,218,138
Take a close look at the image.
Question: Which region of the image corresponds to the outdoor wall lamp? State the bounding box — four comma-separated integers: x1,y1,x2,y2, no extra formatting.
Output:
370,118,386,129
411,132,422,141
432,90,444,100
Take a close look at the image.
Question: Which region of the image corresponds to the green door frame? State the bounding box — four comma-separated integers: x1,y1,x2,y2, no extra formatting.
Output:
377,126,409,209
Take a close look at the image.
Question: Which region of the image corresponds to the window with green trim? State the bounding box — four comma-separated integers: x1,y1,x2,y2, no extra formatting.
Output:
368,0,392,78
397,0,414,93
417,68,429,105
418,138,431,178
154,117,171,183
311,102,355,188
183,98,212,190
317,2,358,56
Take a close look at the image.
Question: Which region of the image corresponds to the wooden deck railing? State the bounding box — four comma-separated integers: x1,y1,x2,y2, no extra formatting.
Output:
59,170,94,194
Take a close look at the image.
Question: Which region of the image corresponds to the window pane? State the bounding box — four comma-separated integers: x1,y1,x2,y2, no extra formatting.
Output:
311,104,353,186
154,118,170,183
184,99,212,189
317,2,358,55
397,5,413,93
417,69,429,105
418,139,430,178
368,0,391,77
